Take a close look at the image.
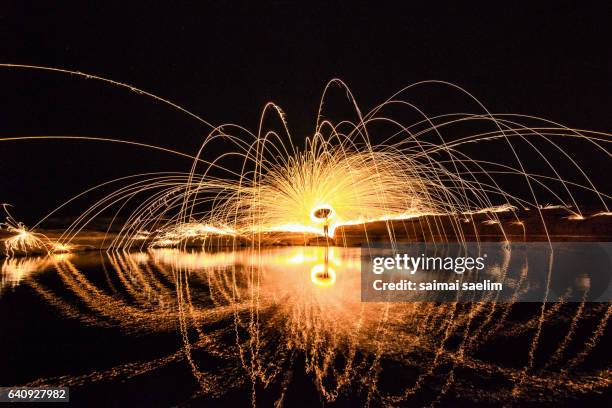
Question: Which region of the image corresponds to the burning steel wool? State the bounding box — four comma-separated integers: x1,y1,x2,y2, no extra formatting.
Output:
0,65,609,252
0,65,611,406
0,204,72,256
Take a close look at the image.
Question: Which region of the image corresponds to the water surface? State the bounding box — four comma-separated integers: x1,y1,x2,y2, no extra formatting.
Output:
1,247,610,406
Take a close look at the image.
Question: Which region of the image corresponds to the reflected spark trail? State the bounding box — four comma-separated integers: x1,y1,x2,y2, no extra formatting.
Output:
2,248,610,406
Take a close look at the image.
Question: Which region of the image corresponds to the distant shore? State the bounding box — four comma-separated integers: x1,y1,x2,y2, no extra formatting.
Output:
2,207,610,257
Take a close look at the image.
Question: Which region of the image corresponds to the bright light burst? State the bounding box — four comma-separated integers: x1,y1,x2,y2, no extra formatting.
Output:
216,146,432,238
1,204,73,256
49,78,610,249
1,205,50,256
0,65,608,249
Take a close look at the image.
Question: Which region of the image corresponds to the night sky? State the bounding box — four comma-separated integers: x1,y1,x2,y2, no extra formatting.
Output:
1,2,611,223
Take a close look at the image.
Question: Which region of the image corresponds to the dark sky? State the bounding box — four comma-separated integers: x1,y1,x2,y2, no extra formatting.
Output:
1,2,611,223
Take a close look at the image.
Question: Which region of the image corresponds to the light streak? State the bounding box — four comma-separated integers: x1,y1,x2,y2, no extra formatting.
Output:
0,66,608,250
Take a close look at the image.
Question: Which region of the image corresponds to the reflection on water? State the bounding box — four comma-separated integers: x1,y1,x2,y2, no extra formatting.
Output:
1,255,58,292
1,247,610,406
